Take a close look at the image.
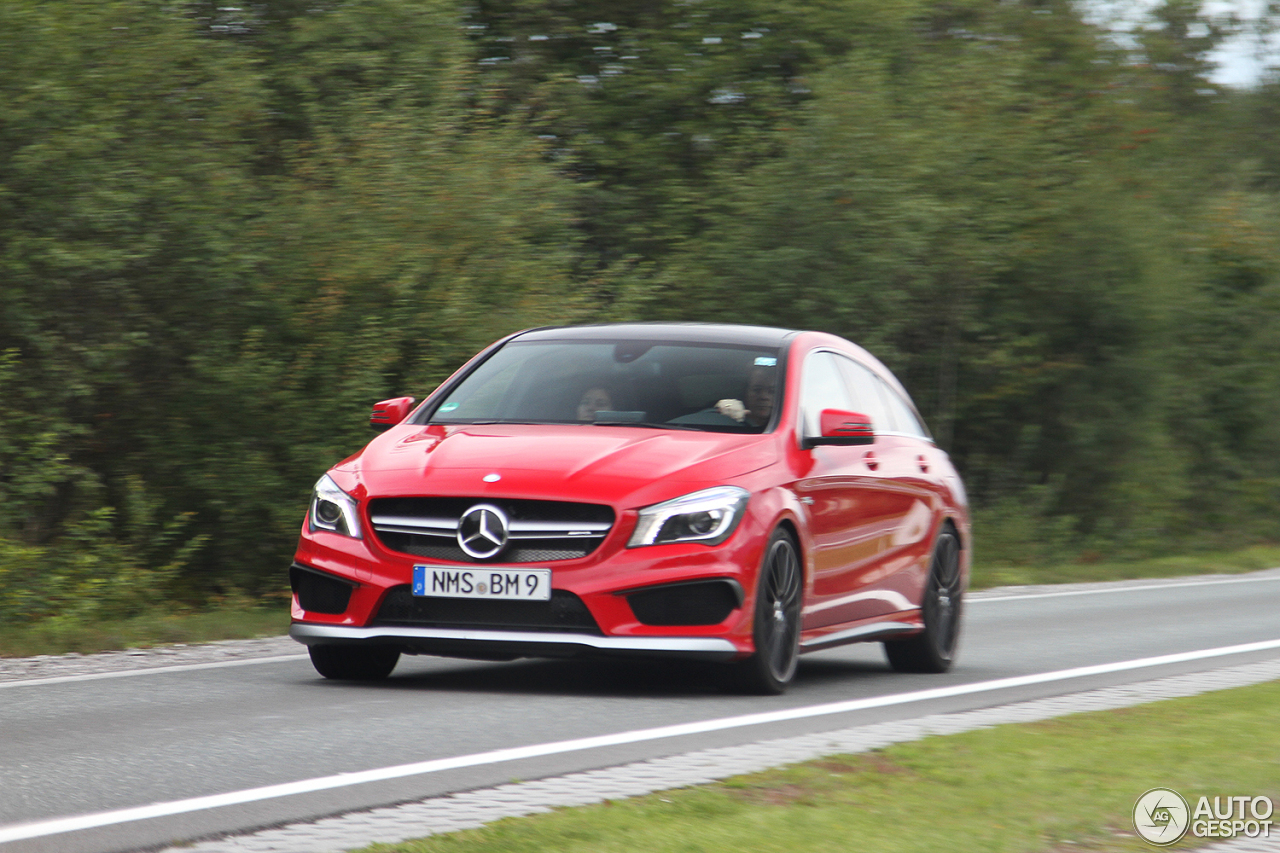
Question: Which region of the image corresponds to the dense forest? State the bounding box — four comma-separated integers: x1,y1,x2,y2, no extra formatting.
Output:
2,0,1278,623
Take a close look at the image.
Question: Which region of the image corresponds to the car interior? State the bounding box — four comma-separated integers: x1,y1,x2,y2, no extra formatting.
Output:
439,341,780,430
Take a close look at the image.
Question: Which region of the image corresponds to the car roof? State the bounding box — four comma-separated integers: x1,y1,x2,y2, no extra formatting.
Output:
513,322,799,348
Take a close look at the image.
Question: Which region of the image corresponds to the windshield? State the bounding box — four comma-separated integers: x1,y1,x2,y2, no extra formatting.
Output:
429,339,784,433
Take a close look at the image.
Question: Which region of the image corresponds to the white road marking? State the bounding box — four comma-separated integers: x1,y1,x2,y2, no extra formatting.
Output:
3,638,1279,844
971,572,1280,603
0,654,309,690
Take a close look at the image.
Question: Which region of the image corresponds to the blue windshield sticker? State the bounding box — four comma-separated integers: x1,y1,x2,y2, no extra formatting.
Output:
439,401,459,412
754,356,778,367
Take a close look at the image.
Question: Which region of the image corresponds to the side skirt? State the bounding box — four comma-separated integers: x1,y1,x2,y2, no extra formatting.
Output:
798,616,921,653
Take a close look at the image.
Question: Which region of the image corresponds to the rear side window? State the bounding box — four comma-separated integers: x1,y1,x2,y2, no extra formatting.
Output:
876,377,929,438
834,353,930,439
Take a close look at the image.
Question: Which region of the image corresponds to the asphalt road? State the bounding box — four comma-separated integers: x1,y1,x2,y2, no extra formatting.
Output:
2,570,1279,853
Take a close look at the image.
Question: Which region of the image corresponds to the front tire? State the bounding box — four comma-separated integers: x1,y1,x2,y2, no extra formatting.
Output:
732,528,802,694
308,644,400,681
885,528,963,673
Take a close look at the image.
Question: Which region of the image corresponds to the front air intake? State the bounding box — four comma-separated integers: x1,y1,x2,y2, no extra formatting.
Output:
290,564,355,615
626,579,743,626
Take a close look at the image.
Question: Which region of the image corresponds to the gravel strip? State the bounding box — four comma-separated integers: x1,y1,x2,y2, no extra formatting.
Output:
0,636,301,683
158,655,1280,853
966,565,1280,601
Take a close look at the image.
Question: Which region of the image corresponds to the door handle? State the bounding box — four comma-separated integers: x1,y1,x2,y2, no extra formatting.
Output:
862,451,878,471
917,454,929,473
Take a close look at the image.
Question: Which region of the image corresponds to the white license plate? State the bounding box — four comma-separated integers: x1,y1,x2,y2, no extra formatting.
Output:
412,565,551,601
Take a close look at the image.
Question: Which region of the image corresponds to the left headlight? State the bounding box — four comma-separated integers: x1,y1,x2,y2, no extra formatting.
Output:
628,486,749,548
308,474,362,539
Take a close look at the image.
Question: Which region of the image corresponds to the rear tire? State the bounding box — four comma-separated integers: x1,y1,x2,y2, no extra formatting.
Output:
884,528,962,673
731,528,802,695
308,644,400,681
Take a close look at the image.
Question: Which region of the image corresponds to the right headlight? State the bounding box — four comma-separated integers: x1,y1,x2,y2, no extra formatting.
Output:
628,486,749,548
308,474,362,539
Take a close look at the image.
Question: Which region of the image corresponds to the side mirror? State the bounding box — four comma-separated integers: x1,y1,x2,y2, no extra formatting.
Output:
370,396,416,431
804,409,875,448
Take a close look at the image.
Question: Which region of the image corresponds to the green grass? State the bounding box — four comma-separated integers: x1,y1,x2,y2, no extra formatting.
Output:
362,680,1280,853
969,542,1280,590
0,599,289,658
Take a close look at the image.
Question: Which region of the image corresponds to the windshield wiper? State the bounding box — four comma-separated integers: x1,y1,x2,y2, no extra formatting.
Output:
431,419,562,426
590,421,703,430
432,418,711,431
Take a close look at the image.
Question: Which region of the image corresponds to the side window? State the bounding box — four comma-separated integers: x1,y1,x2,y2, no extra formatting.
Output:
800,352,854,437
833,356,891,435
877,377,930,438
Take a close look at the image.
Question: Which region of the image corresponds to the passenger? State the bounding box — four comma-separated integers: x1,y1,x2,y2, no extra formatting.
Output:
577,386,614,421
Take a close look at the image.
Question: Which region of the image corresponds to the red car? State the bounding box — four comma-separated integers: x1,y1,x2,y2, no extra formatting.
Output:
289,323,969,693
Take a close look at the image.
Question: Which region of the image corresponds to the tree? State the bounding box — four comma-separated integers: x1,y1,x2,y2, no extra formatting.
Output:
658,0,1200,551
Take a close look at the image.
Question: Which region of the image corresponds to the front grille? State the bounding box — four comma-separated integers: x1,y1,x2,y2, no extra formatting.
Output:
372,585,602,634
368,497,614,563
380,542,593,563
290,564,354,615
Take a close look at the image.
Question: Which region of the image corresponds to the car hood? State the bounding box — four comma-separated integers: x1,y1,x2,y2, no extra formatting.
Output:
334,423,778,506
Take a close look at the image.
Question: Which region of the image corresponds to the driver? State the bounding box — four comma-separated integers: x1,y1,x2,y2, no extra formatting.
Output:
577,386,614,421
717,364,776,427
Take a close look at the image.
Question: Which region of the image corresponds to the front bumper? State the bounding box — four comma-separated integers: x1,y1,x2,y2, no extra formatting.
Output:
290,503,773,658
289,622,740,661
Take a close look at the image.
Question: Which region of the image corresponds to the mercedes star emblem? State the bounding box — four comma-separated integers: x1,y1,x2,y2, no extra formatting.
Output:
457,503,509,560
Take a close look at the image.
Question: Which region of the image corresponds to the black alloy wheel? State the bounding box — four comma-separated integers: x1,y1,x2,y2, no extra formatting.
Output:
885,528,963,673
733,528,803,694
308,643,401,681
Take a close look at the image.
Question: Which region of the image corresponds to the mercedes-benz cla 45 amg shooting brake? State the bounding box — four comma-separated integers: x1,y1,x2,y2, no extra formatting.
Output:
289,323,969,693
